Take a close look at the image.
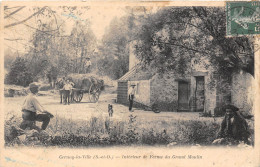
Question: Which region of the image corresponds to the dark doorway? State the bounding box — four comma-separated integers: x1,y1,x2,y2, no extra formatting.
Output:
195,76,205,112
117,81,128,104
178,81,189,111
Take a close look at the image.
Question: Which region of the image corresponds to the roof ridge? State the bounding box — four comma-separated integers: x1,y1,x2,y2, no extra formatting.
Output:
118,64,141,81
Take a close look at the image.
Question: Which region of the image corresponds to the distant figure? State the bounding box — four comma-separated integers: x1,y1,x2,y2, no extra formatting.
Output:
128,84,136,112
85,57,92,73
56,77,66,104
20,83,53,131
108,104,113,117
67,79,75,102
63,79,73,105
216,99,250,143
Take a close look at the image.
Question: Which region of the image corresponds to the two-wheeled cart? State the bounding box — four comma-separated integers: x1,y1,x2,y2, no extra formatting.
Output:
72,83,102,103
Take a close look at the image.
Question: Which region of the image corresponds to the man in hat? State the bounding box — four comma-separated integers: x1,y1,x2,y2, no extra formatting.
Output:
128,84,136,112
20,82,53,131
62,79,73,105
216,98,250,143
85,57,92,73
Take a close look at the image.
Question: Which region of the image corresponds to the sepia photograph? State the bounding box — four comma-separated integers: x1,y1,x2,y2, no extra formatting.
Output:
1,1,259,166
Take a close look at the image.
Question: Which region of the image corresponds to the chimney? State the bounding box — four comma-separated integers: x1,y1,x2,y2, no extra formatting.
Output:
129,41,139,70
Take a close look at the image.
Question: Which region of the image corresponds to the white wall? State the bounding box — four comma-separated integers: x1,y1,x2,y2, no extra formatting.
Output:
128,80,150,106
129,41,140,70
232,70,254,113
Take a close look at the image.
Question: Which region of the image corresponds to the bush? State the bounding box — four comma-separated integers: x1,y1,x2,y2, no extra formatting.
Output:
5,57,33,87
4,85,28,97
39,84,53,91
4,112,253,147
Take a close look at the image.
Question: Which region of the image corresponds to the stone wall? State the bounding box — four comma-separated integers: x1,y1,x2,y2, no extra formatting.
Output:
148,55,218,112
232,70,254,114
128,80,150,106
204,74,217,114
215,73,232,108
190,56,217,113
150,72,189,111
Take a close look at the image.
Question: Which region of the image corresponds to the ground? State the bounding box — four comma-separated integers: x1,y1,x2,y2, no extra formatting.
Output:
4,85,254,147
4,86,223,124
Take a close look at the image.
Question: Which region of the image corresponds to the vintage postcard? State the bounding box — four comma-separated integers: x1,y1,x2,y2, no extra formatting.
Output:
0,1,259,167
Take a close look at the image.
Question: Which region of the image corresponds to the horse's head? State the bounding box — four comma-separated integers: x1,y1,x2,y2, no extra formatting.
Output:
55,78,65,89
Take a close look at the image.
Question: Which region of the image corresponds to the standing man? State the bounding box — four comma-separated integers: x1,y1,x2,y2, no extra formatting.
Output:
63,79,73,105
20,83,53,131
128,84,136,112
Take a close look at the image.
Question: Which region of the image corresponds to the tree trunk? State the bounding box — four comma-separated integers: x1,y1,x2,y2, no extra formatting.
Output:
80,47,84,73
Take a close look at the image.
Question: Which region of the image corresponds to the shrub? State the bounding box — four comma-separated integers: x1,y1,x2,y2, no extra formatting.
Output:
170,120,220,145
4,112,253,147
141,129,171,145
39,84,52,91
5,57,33,87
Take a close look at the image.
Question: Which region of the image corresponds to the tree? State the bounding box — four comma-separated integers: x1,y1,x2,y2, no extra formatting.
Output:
97,16,132,79
69,21,97,73
25,22,58,80
4,6,96,86
5,57,33,87
4,49,18,70
134,7,254,77
4,6,47,28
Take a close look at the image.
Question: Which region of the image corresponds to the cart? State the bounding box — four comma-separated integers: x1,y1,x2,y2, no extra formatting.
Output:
72,83,102,103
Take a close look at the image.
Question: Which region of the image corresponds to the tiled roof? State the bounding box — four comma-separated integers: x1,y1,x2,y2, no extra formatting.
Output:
118,64,154,81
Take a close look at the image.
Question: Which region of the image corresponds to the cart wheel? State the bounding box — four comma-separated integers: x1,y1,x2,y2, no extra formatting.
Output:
89,86,100,103
73,91,83,103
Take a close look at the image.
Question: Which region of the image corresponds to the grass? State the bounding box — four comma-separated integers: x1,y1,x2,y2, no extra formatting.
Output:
4,110,254,147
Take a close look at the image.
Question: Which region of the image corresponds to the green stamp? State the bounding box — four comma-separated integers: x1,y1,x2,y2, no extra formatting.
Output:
226,1,260,36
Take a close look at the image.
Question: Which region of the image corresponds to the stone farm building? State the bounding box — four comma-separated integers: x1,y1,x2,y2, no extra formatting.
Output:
117,50,254,114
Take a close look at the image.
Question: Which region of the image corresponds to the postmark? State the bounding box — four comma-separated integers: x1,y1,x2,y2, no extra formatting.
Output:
226,1,260,36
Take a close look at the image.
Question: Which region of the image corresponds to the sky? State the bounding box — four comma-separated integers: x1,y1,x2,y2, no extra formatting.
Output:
4,6,127,54
60,6,127,39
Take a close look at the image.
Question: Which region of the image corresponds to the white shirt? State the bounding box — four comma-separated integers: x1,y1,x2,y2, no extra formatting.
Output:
63,83,73,90
129,87,136,95
22,93,44,113
85,60,92,67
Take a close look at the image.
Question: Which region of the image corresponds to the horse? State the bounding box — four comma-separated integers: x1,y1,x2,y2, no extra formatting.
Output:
55,78,65,104
55,78,74,104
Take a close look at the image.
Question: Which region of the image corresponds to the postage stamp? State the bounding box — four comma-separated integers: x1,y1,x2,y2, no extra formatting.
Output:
226,1,260,36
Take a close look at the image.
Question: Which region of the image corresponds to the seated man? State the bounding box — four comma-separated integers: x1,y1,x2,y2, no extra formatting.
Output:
217,99,250,143
20,83,53,131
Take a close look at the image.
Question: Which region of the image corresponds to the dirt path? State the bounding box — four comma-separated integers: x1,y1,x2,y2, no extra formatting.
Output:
4,86,222,124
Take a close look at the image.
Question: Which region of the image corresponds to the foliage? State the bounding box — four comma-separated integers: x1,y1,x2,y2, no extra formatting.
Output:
4,49,18,71
5,57,33,87
24,20,96,84
5,111,254,147
134,7,254,77
5,6,97,86
68,21,97,74
97,16,131,79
